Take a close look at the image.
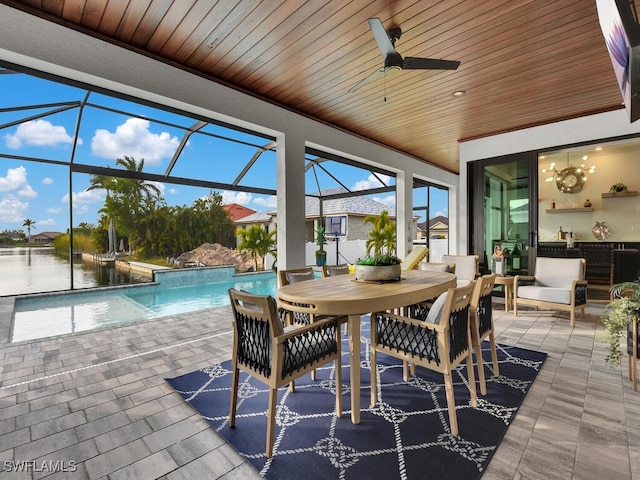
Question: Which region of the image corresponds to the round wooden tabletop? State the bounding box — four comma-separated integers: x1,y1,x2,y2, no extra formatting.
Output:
277,269,456,315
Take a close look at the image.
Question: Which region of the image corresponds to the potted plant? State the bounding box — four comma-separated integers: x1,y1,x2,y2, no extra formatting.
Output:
601,280,640,368
609,182,628,194
354,210,401,281
315,225,327,266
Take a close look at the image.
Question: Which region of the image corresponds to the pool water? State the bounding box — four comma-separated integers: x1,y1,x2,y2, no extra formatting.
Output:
12,270,277,342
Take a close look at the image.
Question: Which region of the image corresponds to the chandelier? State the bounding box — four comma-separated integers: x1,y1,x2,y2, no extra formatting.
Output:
541,155,596,183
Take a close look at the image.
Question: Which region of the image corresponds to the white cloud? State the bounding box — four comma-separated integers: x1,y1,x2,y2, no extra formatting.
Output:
47,207,62,214
42,177,54,185
372,195,396,208
146,181,165,195
91,118,180,165
0,165,37,198
38,218,56,226
253,195,277,208
433,208,449,218
0,166,28,192
168,188,179,195
17,184,37,198
62,188,105,209
0,194,29,223
352,173,392,191
74,204,90,215
5,119,80,149
222,191,253,205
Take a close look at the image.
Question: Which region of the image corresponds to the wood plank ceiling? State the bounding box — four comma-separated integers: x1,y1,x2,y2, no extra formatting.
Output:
0,0,625,173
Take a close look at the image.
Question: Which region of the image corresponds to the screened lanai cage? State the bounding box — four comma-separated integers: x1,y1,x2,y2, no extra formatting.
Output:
0,64,448,296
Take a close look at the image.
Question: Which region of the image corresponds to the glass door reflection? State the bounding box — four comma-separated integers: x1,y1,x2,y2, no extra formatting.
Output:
484,162,530,275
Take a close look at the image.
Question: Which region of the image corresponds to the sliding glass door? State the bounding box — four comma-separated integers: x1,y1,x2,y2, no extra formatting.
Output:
468,152,538,275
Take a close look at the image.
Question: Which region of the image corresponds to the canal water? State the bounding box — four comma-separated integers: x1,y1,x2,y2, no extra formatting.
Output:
0,246,149,296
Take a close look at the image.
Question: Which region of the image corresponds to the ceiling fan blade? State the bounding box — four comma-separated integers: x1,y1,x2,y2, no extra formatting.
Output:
348,67,385,93
403,57,460,70
368,18,396,58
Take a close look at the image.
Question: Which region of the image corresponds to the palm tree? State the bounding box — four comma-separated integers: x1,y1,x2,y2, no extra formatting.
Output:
236,225,277,271
363,210,396,256
22,218,36,243
87,156,162,255
114,156,162,200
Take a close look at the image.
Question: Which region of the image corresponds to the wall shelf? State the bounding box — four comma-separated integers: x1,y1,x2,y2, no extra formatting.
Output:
545,207,594,214
601,191,639,198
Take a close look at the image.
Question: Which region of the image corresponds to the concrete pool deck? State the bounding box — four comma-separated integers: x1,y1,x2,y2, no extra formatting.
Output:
0,300,638,479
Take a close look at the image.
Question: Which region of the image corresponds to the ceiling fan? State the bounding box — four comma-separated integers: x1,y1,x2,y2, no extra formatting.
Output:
348,18,460,93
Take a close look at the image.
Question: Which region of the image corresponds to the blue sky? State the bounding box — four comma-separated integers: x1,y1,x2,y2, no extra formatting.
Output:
0,69,447,234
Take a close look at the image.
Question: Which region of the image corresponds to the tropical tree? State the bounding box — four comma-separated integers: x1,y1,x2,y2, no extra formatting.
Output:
22,218,36,242
191,191,236,247
236,225,277,271
87,156,162,254
363,210,396,256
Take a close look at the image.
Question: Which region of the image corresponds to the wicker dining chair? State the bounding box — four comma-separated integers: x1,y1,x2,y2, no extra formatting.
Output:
321,264,351,333
278,267,317,326
469,274,499,395
370,281,477,436
228,288,342,458
277,267,348,380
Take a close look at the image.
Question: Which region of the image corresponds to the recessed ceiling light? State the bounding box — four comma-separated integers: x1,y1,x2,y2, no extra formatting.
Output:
452,90,466,97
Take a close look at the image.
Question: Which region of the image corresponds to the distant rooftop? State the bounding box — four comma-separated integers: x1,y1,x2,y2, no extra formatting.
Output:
234,189,394,224
223,203,256,222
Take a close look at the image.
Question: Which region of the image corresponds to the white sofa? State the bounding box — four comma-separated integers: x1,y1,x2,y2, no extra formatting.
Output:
514,257,587,326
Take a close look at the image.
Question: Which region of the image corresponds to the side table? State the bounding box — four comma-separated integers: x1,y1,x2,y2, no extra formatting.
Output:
494,275,515,312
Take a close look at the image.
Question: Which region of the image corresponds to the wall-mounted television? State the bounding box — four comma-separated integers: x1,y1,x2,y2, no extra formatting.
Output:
596,0,640,122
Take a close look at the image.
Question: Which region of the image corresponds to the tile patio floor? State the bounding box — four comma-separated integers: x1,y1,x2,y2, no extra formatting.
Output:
0,297,638,479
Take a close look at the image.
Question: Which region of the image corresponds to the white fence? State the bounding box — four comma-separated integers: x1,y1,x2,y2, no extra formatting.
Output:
263,237,450,270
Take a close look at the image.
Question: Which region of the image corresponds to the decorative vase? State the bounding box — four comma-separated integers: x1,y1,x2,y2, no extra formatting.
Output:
592,222,609,241
584,199,592,207
315,250,326,267
354,264,401,282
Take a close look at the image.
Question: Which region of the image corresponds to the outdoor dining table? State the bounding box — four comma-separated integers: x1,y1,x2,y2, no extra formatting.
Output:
277,269,457,424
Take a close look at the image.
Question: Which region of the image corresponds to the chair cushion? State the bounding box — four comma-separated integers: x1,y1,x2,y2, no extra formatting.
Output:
286,271,315,283
534,258,583,288
426,292,448,324
419,263,450,272
442,255,477,283
327,266,350,276
517,285,572,305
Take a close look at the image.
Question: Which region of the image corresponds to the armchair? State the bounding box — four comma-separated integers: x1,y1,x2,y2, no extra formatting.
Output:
514,257,587,326
228,289,342,458
370,282,477,436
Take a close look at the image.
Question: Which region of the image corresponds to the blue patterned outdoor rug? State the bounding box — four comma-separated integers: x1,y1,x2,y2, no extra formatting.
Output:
166,319,546,480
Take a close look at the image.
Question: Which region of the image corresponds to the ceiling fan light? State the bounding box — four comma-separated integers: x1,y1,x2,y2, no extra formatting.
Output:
385,65,402,75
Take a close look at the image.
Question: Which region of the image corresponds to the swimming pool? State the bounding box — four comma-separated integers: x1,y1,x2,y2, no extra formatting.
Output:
12,267,277,343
